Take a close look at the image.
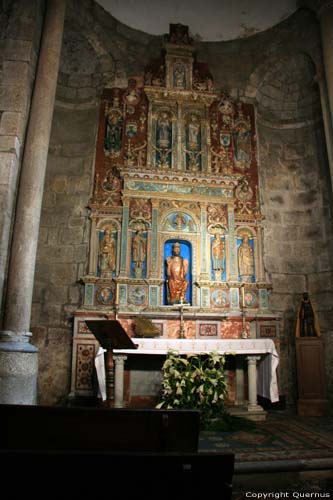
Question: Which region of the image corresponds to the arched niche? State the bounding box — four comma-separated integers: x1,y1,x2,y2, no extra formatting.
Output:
163,239,192,305
235,227,257,283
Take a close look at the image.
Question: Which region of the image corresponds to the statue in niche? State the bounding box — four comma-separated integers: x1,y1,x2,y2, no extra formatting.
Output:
157,112,171,148
99,229,116,276
104,110,122,155
233,119,251,168
173,61,186,89
295,292,321,338
166,242,189,304
211,234,225,280
187,115,200,150
132,228,146,278
238,234,254,282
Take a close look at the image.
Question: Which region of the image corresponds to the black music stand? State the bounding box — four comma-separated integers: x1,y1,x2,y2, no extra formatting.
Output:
86,320,137,406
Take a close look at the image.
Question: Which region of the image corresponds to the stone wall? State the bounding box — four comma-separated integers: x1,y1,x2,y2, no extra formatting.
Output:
24,1,333,406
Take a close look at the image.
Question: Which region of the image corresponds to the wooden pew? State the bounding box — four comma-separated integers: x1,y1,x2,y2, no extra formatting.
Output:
1,404,234,498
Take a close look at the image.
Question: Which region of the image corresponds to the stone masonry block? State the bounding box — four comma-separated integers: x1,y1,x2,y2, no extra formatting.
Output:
2,61,30,85
59,228,84,245
74,244,88,262
68,284,81,304
271,273,306,294
34,263,73,288
38,245,75,263
2,39,33,61
0,135,21,156
307,271,333,293
0,84,28,112
0,111,25,137
68,175,91,194
50,175,68,193
68,216,86,227
0,152,19,186
39,303,62,327
44,286,68,305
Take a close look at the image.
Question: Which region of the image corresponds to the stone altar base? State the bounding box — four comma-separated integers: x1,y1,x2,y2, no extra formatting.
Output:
227,404,267,422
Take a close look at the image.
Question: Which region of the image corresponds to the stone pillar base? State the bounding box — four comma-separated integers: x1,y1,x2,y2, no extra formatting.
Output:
228,404,267,422
0,332,38,405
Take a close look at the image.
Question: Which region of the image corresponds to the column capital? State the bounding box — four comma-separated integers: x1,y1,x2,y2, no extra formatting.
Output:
113,354,128,363
246,355,261,365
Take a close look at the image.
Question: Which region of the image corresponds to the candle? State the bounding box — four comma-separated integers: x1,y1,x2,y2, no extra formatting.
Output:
115,283,119,306
241,285,245,309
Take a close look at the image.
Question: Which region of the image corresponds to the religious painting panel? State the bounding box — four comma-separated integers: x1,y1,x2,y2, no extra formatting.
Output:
128,285,148,307
210,288,229,309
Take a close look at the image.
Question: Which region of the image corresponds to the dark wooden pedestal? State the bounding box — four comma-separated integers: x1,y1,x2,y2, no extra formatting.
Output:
296,337,328,416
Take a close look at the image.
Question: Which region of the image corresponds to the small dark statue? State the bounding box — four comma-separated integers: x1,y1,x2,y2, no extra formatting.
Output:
295,292,321,338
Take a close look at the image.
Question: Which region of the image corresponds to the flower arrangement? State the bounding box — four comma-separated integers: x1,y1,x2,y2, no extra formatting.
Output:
156,350,228,428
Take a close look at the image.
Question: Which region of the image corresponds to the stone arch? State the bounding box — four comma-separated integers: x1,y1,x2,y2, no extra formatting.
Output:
246,52,321,124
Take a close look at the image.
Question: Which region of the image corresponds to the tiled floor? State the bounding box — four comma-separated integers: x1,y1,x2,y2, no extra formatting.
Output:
198,412,333,497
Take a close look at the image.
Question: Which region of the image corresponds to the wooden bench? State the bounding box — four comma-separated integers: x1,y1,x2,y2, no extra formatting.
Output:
1,404,234,498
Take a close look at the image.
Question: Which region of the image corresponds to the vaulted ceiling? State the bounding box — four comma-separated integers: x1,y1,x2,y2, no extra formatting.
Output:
95,0,298,41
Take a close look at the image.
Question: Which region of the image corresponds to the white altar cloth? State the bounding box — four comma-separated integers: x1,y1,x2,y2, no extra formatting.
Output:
114,338,279,403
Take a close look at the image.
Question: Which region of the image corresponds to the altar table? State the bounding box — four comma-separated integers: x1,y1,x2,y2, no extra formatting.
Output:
110,338,279,416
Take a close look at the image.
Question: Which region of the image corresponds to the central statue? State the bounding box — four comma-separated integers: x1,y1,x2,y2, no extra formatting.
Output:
166,242,189,304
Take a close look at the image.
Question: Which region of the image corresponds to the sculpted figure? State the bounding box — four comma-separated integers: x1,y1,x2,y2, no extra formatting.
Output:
166,242,189,304
238,235,254,281
157,112,171,147
99,229,116,275
132,228,146,269
211,235,225,271
295,292,320,338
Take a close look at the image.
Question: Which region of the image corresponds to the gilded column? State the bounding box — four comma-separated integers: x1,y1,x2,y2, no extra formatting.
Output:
177,101,183,171
0,0,67,404
200,202,209,279
119,198,130,277
150,199,159,278
227,207,238,281
256,225,265,282
88,215,98,275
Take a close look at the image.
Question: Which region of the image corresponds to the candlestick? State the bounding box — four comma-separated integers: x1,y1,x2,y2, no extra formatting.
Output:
241,285,245,309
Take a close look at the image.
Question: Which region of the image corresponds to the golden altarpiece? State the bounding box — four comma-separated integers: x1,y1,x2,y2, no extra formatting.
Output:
70,25,279,402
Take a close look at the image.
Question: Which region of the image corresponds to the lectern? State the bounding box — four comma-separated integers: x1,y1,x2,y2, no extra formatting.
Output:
86,320,137,406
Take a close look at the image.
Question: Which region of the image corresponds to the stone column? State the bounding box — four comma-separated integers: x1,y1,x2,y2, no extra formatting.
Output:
235,356,245,406
113,355,127,408
0,0,66,404
246,355,263,411
317,1,333,189
318,1,333,128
